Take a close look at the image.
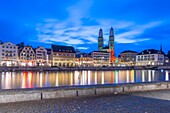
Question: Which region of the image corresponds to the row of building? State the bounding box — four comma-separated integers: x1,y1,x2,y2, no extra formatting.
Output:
0,41,169,67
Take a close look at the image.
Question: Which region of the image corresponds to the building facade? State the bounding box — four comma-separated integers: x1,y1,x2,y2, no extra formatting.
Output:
35,46,48,66
51,45,76,67
19,46,36,66
75,52,93,67
120,50,138,66
136,49,164,66
90,51,110,66
46,49,52,66
0,42,18,66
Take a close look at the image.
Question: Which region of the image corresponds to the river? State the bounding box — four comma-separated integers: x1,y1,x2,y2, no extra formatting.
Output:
0,70,169,89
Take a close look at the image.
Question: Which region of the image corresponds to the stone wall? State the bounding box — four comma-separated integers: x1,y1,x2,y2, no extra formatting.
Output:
0,82,170,103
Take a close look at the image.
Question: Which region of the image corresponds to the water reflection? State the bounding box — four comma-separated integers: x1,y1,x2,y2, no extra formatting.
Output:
0,70,169,90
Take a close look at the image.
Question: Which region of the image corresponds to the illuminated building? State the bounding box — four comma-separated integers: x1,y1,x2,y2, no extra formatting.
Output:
90,51,110,66
35,46,48,66
75,51,93,67
46,49,52,66
119,50,138,66
108,27,116,63
51,44,76,67
0,42,19,66
19,46,36,66
136,49,165,66
97,27,116,63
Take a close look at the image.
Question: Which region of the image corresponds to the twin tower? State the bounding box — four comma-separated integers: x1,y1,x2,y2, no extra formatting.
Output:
98,27,114,51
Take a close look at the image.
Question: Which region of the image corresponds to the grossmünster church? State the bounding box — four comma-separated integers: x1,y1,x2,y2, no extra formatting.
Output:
98,27,115,52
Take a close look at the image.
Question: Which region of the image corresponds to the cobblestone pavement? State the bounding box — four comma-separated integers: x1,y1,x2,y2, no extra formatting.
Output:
0,90,170,113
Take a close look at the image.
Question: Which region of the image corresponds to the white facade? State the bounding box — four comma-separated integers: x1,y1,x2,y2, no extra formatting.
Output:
19,46,35,66
91,51,110,66
0,42,18,66
136,54,164,66
35,46,48,66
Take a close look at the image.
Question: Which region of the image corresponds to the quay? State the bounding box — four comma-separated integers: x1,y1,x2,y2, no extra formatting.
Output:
0,65,170,71
0,81,170,103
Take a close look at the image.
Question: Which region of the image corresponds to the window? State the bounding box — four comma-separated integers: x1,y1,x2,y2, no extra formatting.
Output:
14,47,16,49
6,46,8,48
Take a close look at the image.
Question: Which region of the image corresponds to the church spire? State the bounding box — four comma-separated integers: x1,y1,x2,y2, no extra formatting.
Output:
99,28,103,37
160,43,162,52
110,27,114,37
98,28,104,51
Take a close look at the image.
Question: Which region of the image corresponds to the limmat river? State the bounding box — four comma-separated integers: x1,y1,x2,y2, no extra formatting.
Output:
0,70,170,90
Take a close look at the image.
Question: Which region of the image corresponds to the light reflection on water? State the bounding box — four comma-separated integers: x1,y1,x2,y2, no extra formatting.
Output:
0,70,169,90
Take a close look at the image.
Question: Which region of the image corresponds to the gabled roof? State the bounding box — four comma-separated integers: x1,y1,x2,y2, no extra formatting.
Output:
51,44,75,53
137,49,165,55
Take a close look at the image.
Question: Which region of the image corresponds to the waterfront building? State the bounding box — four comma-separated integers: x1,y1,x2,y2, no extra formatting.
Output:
46,48,52,66
90,51,110,66
0,42,18,66
19,46,36,66
136,49,165,66
51,44,76,67
35,46,47,66
119,50,138,66
98,28,104,51
75,52,93,67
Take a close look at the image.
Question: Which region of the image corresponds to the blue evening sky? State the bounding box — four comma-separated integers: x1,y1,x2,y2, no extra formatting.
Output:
0,0,169,55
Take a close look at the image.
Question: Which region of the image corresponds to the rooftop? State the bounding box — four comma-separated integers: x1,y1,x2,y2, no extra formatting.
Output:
51,44,75,53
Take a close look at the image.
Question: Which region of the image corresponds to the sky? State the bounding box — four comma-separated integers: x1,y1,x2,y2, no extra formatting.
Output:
0,0,170,56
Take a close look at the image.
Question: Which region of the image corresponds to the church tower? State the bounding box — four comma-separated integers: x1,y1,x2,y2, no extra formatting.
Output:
98,28,104,51
109,27,116,63
109,27,114,50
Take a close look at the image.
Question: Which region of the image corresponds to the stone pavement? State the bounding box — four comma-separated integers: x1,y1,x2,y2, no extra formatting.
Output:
0,90,170,113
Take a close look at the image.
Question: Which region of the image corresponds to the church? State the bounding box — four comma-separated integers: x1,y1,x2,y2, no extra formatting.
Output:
98,27,116,62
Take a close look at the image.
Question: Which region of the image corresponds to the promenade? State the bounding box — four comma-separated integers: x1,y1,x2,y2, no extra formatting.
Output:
0,65,170,72
0,90,170,113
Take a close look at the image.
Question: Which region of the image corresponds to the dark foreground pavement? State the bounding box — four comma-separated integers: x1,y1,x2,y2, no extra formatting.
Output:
0,90,170,113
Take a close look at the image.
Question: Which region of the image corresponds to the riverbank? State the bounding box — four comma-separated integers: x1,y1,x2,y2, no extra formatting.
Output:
0,65,170,71
0,81,170,103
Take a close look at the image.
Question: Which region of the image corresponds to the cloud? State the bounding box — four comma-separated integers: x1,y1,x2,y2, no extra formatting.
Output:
77,47,89,50
34,0,163,49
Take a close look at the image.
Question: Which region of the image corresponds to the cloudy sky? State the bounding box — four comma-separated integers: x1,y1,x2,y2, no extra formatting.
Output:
0,0,169,55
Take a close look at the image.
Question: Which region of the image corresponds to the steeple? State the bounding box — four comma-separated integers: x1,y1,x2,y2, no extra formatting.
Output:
109,27,114,49
99,28,103,37
160,43,162,52
110,27,114,37
98,28,104,51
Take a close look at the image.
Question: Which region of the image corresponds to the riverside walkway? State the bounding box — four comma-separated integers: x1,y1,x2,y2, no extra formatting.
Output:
0,90,170,113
